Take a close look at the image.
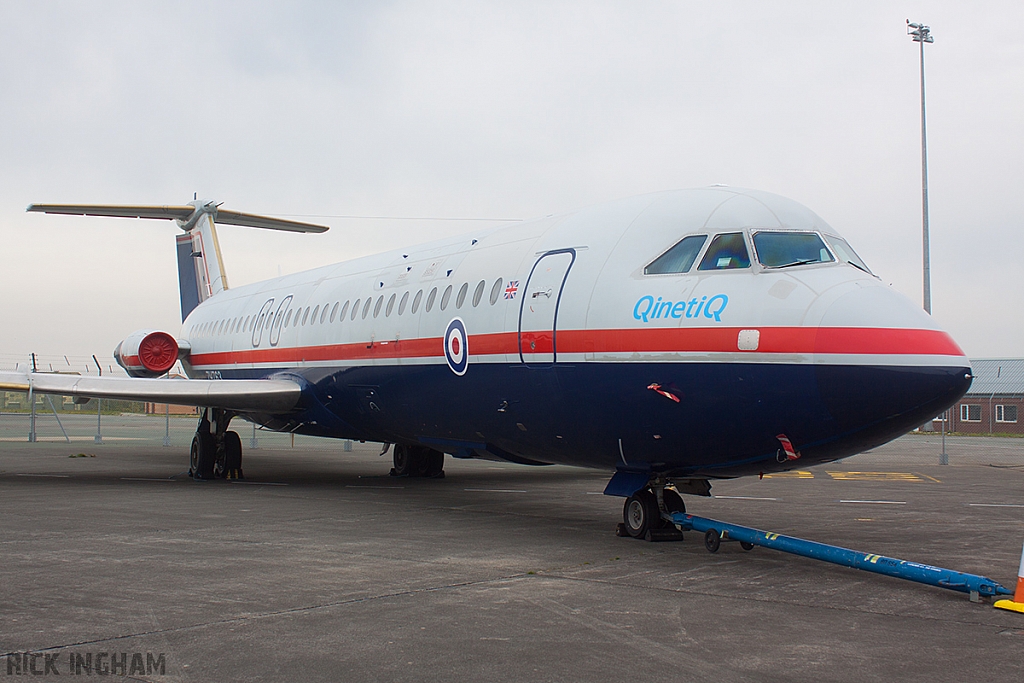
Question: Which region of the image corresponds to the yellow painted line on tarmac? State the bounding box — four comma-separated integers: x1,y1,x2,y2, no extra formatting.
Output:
762,470,814,479
826,471,925,482
916,473,942,483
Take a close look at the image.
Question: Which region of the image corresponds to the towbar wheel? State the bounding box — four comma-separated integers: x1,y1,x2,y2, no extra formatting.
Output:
704,529,721,553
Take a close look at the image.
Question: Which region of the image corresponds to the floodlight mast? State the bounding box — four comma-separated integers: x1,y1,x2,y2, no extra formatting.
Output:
908,20,934,314
909,21,946,464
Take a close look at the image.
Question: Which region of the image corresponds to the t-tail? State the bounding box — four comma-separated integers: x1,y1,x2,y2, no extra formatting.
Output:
26,200,328,321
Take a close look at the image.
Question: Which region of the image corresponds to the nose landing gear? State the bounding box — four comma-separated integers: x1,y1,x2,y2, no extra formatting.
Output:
617,484,686,541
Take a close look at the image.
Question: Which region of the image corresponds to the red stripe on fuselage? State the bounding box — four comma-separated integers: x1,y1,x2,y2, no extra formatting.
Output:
556,327,964,356
187,327,964,367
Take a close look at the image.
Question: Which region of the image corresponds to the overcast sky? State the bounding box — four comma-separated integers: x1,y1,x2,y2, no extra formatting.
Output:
1,1,1021,364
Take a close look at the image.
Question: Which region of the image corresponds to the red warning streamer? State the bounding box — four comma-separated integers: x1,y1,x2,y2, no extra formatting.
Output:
776,434,801,460
647,383,681,403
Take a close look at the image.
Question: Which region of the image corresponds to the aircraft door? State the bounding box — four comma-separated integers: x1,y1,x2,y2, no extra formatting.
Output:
518,249,575,364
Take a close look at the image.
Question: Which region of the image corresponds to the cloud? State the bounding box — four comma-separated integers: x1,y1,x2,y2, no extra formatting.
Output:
0,1,1021,358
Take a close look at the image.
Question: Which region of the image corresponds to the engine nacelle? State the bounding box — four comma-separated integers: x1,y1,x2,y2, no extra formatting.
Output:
114,330,180,378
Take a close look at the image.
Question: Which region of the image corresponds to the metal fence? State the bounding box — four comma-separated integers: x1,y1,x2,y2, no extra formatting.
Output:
1,410,1019,468
2,353,1022,465
0,352,131,377
0,411,356,452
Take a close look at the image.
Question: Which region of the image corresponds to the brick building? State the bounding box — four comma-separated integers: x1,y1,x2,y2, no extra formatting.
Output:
934,358,1024,435
144,402,198,416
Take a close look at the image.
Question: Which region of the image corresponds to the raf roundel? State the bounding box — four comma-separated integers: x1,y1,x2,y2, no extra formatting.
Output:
444,317,469,376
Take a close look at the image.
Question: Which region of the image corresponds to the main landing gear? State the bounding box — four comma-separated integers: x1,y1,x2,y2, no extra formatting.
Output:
616,484,686,542
189,408,243,481
390,444,445,478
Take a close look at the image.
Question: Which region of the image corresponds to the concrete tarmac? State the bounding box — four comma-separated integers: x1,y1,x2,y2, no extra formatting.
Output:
1,416,1023,682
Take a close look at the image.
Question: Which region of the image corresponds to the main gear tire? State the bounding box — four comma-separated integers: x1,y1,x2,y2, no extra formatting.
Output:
190,432,216,481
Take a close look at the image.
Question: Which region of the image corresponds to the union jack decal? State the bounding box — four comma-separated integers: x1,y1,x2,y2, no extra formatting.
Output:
504,280,519,299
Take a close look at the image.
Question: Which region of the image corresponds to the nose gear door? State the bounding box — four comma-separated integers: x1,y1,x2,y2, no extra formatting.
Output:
518,249,575,365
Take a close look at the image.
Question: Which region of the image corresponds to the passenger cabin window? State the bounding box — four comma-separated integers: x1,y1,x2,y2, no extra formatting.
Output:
698,233,750,270
645,235,707,275
753,232,834,269
824,235,873,274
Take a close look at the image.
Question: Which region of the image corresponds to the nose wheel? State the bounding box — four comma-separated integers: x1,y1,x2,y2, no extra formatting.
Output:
618,487,686,541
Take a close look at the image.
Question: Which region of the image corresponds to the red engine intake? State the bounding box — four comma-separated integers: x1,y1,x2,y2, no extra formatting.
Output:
114,330,180,378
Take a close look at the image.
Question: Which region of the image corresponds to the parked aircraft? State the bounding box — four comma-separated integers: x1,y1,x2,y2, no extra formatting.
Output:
0,187,971,539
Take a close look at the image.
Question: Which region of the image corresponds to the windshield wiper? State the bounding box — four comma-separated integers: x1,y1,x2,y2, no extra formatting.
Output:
846,260,870,274
772,258,815,269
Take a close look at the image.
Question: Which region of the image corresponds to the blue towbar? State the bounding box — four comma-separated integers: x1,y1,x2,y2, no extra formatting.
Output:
670,512,1013,599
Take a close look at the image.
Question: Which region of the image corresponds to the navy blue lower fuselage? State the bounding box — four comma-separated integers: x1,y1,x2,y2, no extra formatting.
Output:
216,362,971,479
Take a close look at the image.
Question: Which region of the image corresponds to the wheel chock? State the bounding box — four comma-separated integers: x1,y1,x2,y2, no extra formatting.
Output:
994,544,1024,614
646,527,683,542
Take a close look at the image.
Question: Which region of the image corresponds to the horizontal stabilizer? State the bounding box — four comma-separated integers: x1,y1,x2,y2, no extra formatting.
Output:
0,371,302,413
27,204,196,220
27,203,329,233
212,209,328,233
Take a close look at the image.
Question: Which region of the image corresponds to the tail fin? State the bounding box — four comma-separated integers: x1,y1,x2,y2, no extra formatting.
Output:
27,201,328,321
175,233,203,320
179,208,229,314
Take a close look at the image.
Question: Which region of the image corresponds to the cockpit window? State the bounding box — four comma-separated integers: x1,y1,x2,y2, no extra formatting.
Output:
644,234,707,275
698,232,750,270
753,231,834,269
823,235,873,274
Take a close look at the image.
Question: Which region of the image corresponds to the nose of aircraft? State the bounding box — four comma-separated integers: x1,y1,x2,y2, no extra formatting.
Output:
813,283,972,449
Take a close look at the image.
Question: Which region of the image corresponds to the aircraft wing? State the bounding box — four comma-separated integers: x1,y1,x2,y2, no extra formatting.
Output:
0,372,302,413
